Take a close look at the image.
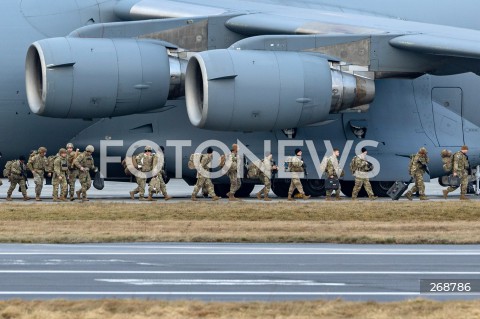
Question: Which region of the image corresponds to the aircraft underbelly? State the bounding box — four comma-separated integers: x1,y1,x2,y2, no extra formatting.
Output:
431,87,464,147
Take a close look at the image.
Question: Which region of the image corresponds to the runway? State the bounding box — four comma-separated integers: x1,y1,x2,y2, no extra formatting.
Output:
0,178,478,202
0,243,479,301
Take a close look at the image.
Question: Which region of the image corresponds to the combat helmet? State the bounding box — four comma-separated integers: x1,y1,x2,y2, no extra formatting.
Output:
38,146,47,153
419,147,428,155
85,145,94,152
66,143,74,149
144,145,152,152
59,148,67,154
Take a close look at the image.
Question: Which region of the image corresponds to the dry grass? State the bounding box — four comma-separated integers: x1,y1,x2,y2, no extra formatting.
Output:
0,299,480,319
0,201,479,243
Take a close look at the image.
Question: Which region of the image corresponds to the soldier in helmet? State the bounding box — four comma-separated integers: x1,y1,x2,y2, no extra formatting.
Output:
147,146,172,201
405,147,429,200
443,145,471,200
66,143,80,201
288,148,311,201
6,155,30,201
192,147,220,201
73,145,95,201
27,146,50,201
52,148,68,201
130,145,155,200
226,143,242,201
350,147,377,201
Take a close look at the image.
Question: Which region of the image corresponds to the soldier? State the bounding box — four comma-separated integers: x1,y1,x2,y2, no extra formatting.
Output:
405,147,429,200
27,146,50,201
256,152,278,201
147,146,172,201
66,143,80,201
323,148,343,201
191,147,220,201
443,145,470,200
350,147,377,201
287,148,310,201
6,155,30,201
130,146,155,200
52,148,68,201
226,143,242,201
73,145,95,201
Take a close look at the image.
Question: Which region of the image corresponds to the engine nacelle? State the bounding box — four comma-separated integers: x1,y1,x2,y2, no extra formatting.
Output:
25,37,171,118
185,50,374,131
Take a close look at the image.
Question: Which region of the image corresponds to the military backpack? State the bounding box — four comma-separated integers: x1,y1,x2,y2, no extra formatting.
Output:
45,155,59,173
440,149,453,173
349,156,358,175
246,160,264,179
188,153,203,170
3,160,13,178
408,154,416,175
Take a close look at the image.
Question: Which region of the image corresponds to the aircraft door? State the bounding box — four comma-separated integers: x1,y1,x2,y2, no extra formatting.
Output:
432,87,463,147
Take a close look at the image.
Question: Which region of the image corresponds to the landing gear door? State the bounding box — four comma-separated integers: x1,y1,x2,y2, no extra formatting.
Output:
432,87,463,147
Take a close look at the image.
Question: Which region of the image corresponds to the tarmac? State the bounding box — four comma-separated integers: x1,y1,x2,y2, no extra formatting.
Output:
0,178,478,203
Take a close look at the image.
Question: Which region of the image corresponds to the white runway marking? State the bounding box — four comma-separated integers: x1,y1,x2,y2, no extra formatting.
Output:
0,291,424,296
95,279,346,286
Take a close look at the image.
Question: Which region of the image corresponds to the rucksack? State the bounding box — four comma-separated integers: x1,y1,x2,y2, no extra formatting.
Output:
349,156,358,175
220,154,226,168
441,149,453,173
408,154,416,175
3,160,13,178
45,155,58,173
188,153,203,170
247,160,263,179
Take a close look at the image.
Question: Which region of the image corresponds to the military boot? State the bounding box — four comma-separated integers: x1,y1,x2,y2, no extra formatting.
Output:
6,193,12,201
351,196,357,201
212,195,220,201
287,193,295,201
129,191,135,200
191,194,198,201
35,195,42,201
302,194,311,200
335,193,341,201
164,195,173,201
59,196,67,202
147,193,155,201
70,194,75,201
405,191,413,201
263,189,271,201
369,196,378,201
53,196,59,202
442,189,449,199
76,190,82,200
256,192,262,200
228,193,239,201
138,196,146,201
460,195,470,200
23,195,30,201
419,195,429,200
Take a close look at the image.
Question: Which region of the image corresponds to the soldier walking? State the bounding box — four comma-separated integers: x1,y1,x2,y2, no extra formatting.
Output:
443,145,470,200
256,152,278,201
66,143,80,201
52,148,68,201
27,146,50,201
147,146,172,201
130,146,155,200
350,147,377,200
226,143,242,201
191,147,220,201
6,155,30,201
73,145,95,201
405,147,429,200
287,148,310,201
322,148,343,201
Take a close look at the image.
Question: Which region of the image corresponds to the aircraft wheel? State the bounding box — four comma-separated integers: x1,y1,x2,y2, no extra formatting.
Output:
371,181,395,197
340,180,368,198
235,183,255,198
272,179,290,197
213,184,230,198
301,179,325,197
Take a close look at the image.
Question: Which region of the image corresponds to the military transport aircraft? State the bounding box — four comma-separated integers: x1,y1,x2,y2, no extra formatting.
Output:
2,0,479,197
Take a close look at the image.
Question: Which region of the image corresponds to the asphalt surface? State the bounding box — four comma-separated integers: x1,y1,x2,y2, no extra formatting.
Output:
0,178,478,202
0,243,479,301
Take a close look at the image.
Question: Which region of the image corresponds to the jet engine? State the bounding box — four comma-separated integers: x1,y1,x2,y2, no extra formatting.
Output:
25,37,177,118
185,50,375,131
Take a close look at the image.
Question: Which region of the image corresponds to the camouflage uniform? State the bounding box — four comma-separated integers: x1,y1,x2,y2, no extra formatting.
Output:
73,146,95,201
444,150,470,199
227,152,241,199
67,146,80,200
405,148,429,200
351,154,376,200
6,159,29,201
130,150,155,200
148,152,172,200
192,154,219,200
27,147,48,201
288,156,309,200
324,155,342,200
52,151,68,201
257,156,275,201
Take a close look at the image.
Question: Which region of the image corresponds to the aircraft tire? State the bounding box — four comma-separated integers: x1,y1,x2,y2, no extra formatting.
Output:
301,179,325,197
272,179,290,197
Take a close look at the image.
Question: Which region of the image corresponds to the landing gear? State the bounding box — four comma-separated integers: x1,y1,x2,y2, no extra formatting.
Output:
272,179,290,197
301,179,325,197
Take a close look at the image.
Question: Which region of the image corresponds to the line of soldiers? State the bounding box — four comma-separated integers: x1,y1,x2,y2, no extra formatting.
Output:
4,143,96,201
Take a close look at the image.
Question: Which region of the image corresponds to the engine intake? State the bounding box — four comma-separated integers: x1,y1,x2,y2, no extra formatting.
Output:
185,50,374,131
25,37,173,118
